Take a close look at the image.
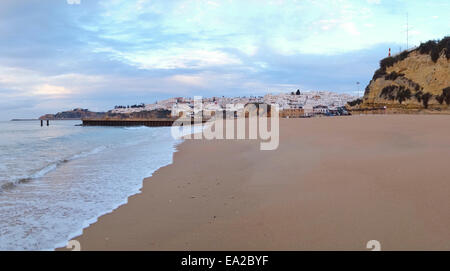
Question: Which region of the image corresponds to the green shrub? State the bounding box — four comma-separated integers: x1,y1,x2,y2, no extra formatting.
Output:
380,57,396,70
417,36,450,62
384,72,405,81
398,50,410,61
380,85,412,104
436,95,445,104
347,98,363,107
380,85,396,99
414,91,423,103
421,93,433,108
444,87,450,105
372,69,387,81
401,77,421,91
437,37,450,60
396,88,412,104
436,87,450,105
419,40,437,55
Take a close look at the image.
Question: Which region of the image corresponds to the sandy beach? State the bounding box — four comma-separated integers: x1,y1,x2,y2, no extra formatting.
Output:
66,115,450,251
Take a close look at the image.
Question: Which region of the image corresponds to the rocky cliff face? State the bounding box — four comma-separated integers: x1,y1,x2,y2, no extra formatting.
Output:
39,108,105,120
359,37,450,111
40,108,172,120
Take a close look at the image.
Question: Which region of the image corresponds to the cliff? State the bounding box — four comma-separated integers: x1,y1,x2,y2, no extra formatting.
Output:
40,108,172,120
352,37,450,112
39,108,106,120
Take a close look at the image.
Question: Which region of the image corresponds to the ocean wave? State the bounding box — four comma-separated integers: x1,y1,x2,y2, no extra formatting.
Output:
0,123,190,250
0,146,107,193
51,140,182,251
123,126,149,130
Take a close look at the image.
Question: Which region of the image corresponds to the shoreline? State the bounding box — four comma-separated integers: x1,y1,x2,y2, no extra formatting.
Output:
61,115,450,250
52,133,185,251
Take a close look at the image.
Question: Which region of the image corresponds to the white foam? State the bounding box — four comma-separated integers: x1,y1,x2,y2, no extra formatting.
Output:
123,126,149,130
0,123,201,250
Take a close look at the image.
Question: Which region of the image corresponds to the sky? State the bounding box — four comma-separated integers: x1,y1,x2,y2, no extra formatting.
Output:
0,0,449,120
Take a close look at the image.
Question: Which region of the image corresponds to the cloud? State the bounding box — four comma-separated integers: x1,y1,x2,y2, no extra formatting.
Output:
341,22,360,36
67,0,81,4
169,74,208,87
33,84,72,96
0,0,449,120
118,49,242,70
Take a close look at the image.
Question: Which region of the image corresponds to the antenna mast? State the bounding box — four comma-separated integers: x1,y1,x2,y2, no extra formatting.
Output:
406,13,409,50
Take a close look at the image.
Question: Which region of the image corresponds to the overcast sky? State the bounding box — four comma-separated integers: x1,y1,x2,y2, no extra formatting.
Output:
0,0,449,120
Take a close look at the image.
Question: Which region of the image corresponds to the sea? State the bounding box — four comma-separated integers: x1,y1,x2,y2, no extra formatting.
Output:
0,120,195,250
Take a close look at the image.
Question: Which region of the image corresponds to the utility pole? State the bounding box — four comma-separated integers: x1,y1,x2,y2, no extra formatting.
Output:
356,82,360,98
401,13,413,52
406,13,409,50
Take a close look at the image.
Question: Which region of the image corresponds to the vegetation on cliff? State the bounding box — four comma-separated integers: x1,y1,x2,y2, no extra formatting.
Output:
435,87,450,105
418,37,450,62
360,36,450,111
40,108,172,120
380,36,449,75
347,98,363,107
365,36,449,95
39,108,106,120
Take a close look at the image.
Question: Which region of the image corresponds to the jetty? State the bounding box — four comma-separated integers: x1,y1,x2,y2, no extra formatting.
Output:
82,118,208,127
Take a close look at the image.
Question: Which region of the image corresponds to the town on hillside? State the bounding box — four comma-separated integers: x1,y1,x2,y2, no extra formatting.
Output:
110,91,357,118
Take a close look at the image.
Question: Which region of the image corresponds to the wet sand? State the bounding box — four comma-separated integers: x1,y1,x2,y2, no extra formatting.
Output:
67,115,450,250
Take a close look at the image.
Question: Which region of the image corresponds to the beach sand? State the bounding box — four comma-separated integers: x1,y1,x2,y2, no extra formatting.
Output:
65,115,450,250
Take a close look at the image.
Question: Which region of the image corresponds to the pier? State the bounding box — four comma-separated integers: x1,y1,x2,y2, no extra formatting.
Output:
81,118,208,127
40,120,50,126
